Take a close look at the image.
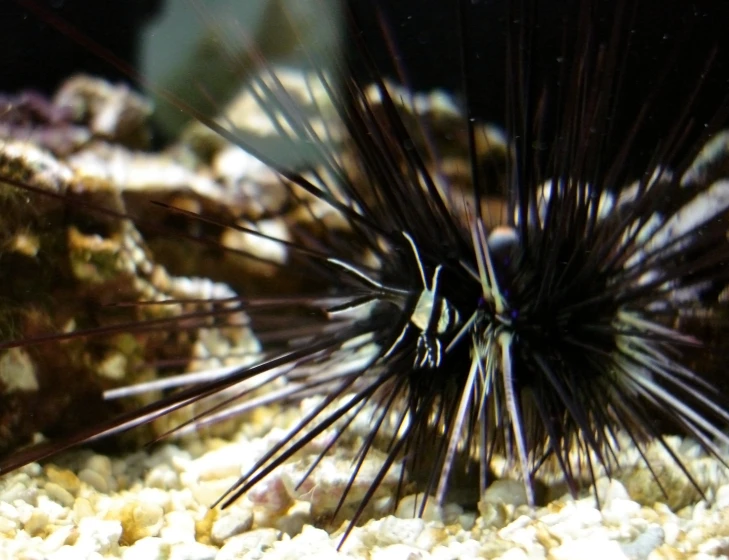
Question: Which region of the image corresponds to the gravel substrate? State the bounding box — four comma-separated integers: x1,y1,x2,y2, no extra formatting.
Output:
1,399,729,560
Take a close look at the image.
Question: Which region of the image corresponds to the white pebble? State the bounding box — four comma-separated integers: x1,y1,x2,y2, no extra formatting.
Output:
621,525,664,560
21,463,43,477
698,535,729,555
500,523,538,551
0,502,20,522
14,500,35,523
0,481,37,503
482,480,529,506
440,540,482,560
136,487,173,512
44,483,75,508
145,465,181,490
36,496,68,522
129,501,165,538
210,509,254,544
190,446,244,481
0,517,17,535
74,518,122,555
498,515,533,538
40,525,75,554
602,499,641,525
46,546,104,560
541,502,603,539
714,484,729,509
160,511,197,545
168,488,197,512
216,528,281,560
78,469,109,493
597,478,631,506
495,549,529,560
169,541,218,560
372,517,426,547
245,472,295,513
458,513,476,530
190,478,238,507
661,519,680,547
551,537,628,560
372,543,428,560
84,455,113,477
396,494,443,522
275,507,310,537
121,537,169,560
73,497,95,520
259,526,337,559
23,511,49,536
414,527,445,551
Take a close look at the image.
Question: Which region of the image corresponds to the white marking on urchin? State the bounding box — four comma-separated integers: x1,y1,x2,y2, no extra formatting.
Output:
434,351,481,505
613,311,729,457
467,217,542,505
650,179,729,252
497,330,536,506
623,176,729,290
519,178,616,230
471,220,508,316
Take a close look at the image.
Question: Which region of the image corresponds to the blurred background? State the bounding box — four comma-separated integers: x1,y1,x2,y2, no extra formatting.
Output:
1,0,728,174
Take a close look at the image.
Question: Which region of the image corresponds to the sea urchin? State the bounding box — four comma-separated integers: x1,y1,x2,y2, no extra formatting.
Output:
1,0,729,546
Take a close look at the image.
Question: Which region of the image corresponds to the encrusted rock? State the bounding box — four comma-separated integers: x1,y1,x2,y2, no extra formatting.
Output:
0,78,261,453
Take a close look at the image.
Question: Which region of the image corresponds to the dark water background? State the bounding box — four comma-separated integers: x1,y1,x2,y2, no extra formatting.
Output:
1,0,728,177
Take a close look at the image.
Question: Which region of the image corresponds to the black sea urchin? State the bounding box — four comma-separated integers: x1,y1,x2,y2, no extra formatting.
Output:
2,0,729,544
